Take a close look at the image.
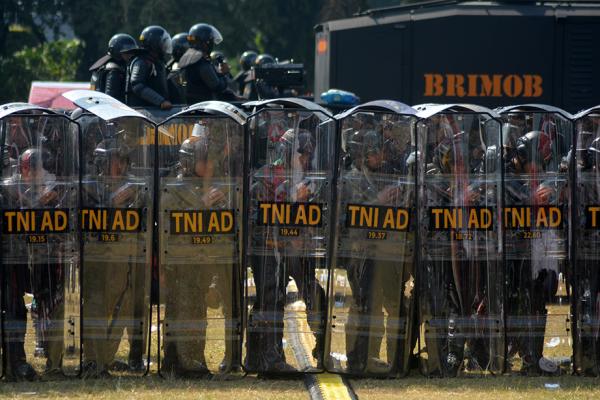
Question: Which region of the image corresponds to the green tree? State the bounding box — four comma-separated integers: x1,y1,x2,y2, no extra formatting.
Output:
1,0,383,102
0,39,83,102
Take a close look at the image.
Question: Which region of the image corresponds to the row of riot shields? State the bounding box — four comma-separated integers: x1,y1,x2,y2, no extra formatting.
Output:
328,102,575,378
0,94,339,380
3,92,600,380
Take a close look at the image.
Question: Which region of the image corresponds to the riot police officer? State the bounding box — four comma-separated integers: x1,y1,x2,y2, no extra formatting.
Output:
245,129,299,373
125,25,172,109
243,54,278,100
2,145,69,380
89,34,138,102
210,51,230,76
179,23,235,103
81,138,147,377
282,129,327,364
169,33,190,72
161,128,238,377
575,129,600,375
504,129,563,375
166,32,190,104
342,130,409,374
233,50,257,97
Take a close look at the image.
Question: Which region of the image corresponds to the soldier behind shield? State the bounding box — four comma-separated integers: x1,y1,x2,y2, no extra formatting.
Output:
343,130,411,374
420,117,501,377
283,129,327,365
245,128,299,373
161,126,233,377
504,129,563,375
2,144,66,380
575,124,600,375
81,137,146,378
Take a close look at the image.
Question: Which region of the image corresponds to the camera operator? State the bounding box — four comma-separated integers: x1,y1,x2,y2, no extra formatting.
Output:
210,51,238,101
234,50,257,97
243,54,279,100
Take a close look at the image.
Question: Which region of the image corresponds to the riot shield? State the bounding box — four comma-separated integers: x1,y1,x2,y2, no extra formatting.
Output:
417,105,504,377
325,101,418,377
0,104,80,380
243,99,335,374
498,105,572,376
572,108,600,376
67,91,154,378
157,102,246,377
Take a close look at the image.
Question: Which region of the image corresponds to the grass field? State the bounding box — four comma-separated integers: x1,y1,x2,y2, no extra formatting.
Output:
351,376,600,400
2,374,600,399
3,275,594,399
0,376,308,400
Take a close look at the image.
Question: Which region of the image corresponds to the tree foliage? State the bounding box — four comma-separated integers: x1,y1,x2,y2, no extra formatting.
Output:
0,39,83,102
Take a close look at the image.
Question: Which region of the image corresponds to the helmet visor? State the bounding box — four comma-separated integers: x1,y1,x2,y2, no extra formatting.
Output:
161,31,173,56
212,26,223,45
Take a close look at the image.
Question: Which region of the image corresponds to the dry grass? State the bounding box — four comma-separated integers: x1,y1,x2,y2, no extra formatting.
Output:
5,276,594,399
0,376,308,400
3,373,600,400
351,375,600,400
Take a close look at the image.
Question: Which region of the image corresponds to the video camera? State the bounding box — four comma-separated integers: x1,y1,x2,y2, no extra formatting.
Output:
253,63,305,89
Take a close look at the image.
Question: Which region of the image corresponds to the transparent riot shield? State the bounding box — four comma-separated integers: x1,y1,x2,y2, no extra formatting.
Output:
499,106,572,376
417,105,503,377
325,103,418,377
572,109,600,376
157,103,245,377
243,100,335,374
0,106,80,380
75,112,153,378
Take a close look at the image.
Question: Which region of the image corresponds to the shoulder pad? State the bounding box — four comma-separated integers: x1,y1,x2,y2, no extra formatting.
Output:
131,56,152,66
105,61,123,71
178,48,204,69
121,47,148,57
89,54,112,71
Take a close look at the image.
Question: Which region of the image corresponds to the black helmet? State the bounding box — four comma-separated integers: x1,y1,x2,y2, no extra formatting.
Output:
179,134,209,176
255,53,275,66
240,50,258,71
210,50,226,65
296,130,315,155
363,130,383,156
93,139,130,175
108,33,138,59
139,25,172,60
171,32,190,62
516,130,552,167
188,23,222,53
